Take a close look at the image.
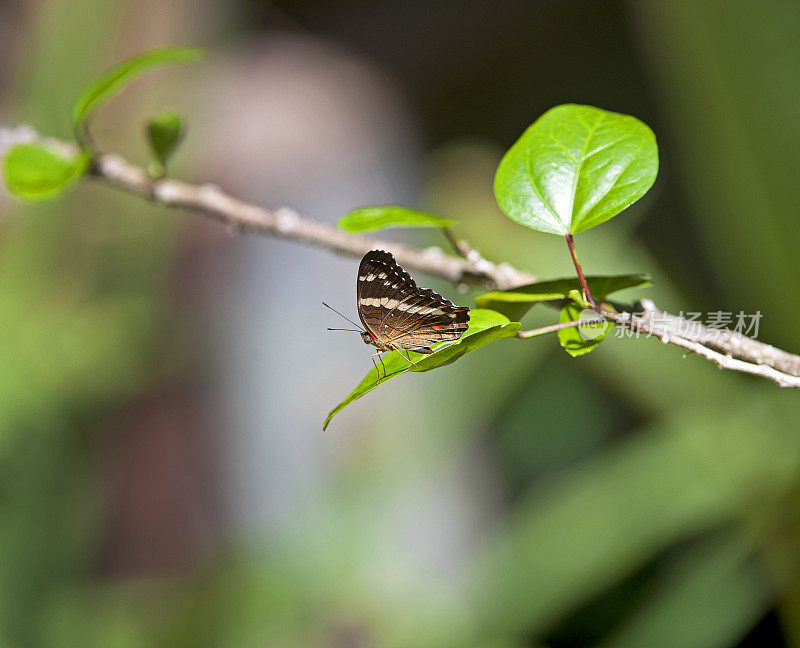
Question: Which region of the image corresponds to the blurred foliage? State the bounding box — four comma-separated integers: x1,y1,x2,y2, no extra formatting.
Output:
2,0,800,647
0,0,181,646
70,47,202,149
146,110,184,175
2,143,88,201
337,205,456,233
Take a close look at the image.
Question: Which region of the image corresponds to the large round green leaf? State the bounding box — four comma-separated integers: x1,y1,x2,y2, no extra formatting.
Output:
494,104,658,235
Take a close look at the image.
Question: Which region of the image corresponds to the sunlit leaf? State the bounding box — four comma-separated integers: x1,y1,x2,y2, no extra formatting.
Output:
338,205,456,233
2,143,89,202
494,104,658,235
146,111,184,165
323,309,519,430
557,301,611,357
71,46,202,143
475,274,651,321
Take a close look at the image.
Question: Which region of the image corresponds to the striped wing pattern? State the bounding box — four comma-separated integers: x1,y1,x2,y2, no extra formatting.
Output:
356,250,470,353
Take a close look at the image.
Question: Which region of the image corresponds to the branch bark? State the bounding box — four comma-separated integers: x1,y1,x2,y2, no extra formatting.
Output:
604,300,800,387
2,124,800,388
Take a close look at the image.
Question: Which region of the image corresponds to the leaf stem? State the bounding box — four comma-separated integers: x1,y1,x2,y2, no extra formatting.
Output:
74,120,98,158
565,233,595,306
442,227,468,258
517,317,605,339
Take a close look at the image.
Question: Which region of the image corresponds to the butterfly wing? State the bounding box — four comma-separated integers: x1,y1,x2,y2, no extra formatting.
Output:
356,250,418,347
384,287,470,353
356,250,470,353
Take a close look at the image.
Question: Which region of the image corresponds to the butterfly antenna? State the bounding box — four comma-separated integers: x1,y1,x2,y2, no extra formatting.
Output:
327,328,362,332
321,301,364,331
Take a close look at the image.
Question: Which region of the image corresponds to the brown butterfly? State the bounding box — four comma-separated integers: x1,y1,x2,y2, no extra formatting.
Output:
324,249,470,378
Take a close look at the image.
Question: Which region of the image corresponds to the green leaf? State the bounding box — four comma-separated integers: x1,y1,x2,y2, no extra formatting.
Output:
566,288,591,310
494,104,658,235
2,143,89,202
71,47,203,142
147,111,184,165
475,274,651,320
338,206,456,233
558,301,612,357
323,309,519,430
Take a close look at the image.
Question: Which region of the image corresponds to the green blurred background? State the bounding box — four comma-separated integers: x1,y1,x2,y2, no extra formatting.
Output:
1,0,800,646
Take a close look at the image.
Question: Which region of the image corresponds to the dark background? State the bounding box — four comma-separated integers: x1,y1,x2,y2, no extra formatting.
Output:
0,1,798,646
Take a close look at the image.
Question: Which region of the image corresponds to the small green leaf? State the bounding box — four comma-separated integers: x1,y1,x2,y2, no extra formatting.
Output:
338,206,456,233
324,309,519,430
147,111,184,165
475,274,651,320
494,104,658,235
558,302,612,357
2,143,89,201
71,46,203,143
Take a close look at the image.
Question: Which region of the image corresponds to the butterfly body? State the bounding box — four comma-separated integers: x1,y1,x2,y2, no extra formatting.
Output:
359,330,395,352
356,250,470,355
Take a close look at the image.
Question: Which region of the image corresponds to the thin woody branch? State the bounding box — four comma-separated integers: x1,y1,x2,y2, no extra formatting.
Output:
2,124,800,387
636,299,800,376
101,152,534,290
605,301,800,388
0,126,533,290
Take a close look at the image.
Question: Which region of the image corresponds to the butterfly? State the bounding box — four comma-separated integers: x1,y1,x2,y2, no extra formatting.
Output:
324,249,470,379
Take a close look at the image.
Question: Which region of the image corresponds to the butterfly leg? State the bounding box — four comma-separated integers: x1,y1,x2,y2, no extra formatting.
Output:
370,351,383,384
399,349,420,370
378,353,387,379
371,351,396,386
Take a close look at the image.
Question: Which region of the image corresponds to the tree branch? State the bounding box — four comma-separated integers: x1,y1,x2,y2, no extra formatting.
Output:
3,124,800,387
605,300,800,388
104,152,538,289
